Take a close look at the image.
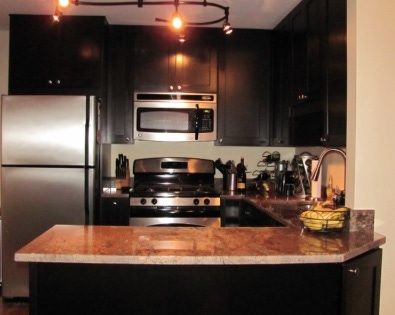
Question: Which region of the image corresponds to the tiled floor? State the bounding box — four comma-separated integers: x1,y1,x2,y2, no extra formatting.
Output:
0,287,29,315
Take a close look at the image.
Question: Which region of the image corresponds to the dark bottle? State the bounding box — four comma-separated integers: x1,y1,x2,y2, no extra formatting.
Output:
236,157,247,193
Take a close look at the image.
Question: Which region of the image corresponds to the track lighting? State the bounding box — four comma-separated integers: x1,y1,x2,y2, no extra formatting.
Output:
223,21,233,34
178,33,186,43
58,0,70,8
53,5,62,22
55,0,233,34
171,6,183,30
222,7,232,34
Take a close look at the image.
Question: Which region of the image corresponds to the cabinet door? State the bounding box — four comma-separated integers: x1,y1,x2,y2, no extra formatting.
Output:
100,197,130,226
134,26,172,92
104,25,135,144
271,19,292,146
9,15,106,95
290,0,326,103
175,28,218,93
290,3,308,103
55,16,105,92
341,249,382,315
324,0,347,146
134,26,218,93
289,0,325,146
287,0,346,146
216,29,271,146
9,15,57,92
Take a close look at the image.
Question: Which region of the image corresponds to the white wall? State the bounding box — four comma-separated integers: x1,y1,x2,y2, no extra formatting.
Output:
106,142,297,179
348,1,393,313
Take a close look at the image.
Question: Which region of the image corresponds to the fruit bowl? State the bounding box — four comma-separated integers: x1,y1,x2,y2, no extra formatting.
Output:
299,204,350,232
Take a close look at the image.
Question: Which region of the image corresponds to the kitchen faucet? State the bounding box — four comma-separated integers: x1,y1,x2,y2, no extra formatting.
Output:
311,147,346,181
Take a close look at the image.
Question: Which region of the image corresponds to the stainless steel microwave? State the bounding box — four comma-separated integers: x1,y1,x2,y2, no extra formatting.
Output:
133,93,217,142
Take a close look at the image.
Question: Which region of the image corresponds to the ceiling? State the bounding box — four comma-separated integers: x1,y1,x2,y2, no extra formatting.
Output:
0,0,302,31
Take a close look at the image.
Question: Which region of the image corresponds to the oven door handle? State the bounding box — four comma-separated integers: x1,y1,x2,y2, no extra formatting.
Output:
194,104,201,140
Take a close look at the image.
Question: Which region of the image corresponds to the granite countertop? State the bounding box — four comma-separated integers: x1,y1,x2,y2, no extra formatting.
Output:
15,224,385,265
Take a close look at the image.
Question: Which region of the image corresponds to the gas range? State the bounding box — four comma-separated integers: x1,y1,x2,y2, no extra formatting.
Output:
129,157,221,227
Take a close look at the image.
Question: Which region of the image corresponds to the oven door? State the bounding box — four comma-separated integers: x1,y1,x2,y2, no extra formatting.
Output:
129,206,221,227
129,217,220,227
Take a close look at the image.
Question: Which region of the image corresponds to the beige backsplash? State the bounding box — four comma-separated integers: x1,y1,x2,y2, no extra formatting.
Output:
103,143,346,192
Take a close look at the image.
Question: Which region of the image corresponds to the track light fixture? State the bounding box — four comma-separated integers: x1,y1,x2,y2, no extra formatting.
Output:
55,0,232,34
53,4,62,22
171,1,183,30
222,7,232,34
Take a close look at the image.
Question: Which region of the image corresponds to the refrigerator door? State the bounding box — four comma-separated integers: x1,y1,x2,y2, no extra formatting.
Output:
1,166,96,298
1,95,96,167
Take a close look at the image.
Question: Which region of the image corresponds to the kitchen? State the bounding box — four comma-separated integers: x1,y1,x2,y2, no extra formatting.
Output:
0,0,393,314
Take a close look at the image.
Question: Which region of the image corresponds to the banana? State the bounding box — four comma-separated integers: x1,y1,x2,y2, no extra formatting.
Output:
300,206,349,231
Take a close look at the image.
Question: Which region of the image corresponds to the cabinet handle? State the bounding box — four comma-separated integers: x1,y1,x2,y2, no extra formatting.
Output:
169,85,182,91
112,201,118,206
48,79,61,85
347,267,360,276
320,137,328,143
125,137,130,141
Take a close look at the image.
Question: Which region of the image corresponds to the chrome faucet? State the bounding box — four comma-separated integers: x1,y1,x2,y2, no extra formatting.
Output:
311,147,346,181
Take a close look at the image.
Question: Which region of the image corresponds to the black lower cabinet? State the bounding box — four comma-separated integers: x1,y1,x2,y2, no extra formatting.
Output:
221,199,285,227
341,248,382,315
29,249,382,315
100,196,129,226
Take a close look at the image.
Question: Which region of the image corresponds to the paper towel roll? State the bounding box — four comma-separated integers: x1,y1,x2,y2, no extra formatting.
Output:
310,160,322,198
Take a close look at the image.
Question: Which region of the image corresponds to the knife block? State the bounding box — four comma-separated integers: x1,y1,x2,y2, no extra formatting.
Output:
115,168,130,189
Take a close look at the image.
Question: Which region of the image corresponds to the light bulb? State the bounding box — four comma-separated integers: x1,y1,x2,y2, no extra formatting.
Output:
58,0,70,8
171,12,183,29
223,21,233,35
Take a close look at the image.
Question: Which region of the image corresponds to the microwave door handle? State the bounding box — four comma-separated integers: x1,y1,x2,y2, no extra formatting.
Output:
194,104,200,140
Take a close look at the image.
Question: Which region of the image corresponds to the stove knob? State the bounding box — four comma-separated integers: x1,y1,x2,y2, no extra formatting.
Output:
140,198,147,205
204,198,210,205
193,198,200,205
151,198,158,205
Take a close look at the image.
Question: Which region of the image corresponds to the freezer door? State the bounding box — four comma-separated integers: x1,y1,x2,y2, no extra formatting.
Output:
1,167,96,298
1,95,96,166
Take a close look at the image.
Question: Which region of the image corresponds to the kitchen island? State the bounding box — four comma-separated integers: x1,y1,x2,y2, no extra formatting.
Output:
16,224,385,315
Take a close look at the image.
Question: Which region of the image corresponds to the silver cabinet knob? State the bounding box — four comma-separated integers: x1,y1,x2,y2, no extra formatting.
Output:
347,267,360,276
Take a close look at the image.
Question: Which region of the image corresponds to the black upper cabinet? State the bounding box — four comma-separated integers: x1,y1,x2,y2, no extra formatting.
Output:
290,0,326,104
104,25,135,144
271,19,292,146
273,0,347,147
134,26,218,93
325,0,347,147
289,0,328,147
216,29,271,146
9,15,107,95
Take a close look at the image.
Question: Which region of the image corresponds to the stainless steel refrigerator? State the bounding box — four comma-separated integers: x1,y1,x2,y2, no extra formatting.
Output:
1,95,100,298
